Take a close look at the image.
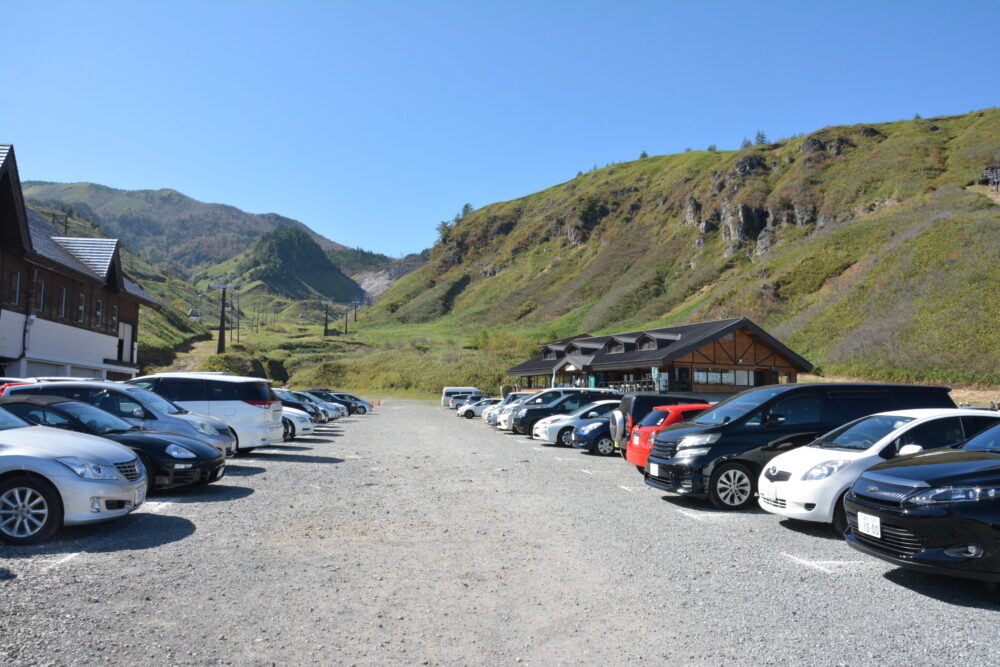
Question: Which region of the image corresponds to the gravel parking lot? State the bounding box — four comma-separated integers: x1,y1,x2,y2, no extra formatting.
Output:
3,399,1000,665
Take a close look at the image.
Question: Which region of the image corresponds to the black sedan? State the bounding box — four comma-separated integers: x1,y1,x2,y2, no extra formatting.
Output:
0,396,225,493
844,422,1000,583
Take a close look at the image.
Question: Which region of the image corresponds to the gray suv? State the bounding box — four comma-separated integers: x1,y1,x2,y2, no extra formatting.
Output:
0,381,236,456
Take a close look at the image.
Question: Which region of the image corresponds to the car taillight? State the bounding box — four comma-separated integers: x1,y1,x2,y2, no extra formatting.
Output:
244,400,273,409
0,382,31,396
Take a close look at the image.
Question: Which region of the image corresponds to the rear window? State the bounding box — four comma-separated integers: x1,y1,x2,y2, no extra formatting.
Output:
638,409,670,428
891,388,955,410
207,380,271,402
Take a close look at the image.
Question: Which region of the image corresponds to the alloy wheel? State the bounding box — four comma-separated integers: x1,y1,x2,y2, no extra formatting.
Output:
558,428,573,446
0,487,49,540
595,436,615,456
714,466,752,508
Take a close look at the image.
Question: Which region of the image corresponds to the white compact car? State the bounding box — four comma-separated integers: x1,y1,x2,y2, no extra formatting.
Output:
758,408,1000,533
483,393,529,425
458,398,501,419
129,373,284,454
531,400,620,445
282,407,315,440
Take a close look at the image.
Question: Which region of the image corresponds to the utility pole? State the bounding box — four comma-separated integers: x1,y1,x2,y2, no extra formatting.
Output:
236,291,241,342
343,311,348,335
321,300,331,336
211,282,236,354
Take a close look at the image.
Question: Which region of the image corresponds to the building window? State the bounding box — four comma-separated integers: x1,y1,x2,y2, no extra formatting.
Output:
639,340,656,351
35,279,45,313
609,343,625,354
10,271,20,305
59,287,67,318
111,305,119,331
542,351,555,360
78,293,86,323
693,368,754,386
95,299,104,327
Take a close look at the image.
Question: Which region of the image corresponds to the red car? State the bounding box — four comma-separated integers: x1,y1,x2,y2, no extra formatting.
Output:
624,403,713,470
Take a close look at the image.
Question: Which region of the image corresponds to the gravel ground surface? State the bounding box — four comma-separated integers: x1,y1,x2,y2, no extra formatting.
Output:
3,399,1000,665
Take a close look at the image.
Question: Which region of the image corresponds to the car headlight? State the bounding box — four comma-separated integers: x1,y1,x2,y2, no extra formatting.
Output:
56,457,119,479
802,460,851,481
581,422,602,433
518,408,528,417
675,447,711,458
906,486,1000,506
165,444,197,459
194,420,216,435
676,433,720,449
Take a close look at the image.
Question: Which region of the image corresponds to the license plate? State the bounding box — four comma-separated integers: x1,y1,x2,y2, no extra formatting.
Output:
134,485,146,507
857,512,881,538
649,463,659,477
760,482,777,501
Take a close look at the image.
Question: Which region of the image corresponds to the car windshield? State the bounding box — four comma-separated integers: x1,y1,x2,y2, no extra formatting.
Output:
813,415,916,450
294,392,319,404
57,402,136,434
692,388,788,425
0,407,30,430
123,386,184,415
961,423,1000,453
638,409,671,428
571,402,613,418
274,389,295,401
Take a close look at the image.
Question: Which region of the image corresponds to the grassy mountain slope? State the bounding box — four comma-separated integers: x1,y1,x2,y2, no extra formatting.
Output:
194,226,361,301
365,109,1000,386
22,181,348,277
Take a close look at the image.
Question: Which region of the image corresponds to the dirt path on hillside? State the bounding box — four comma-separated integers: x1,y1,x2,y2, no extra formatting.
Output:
162,338,218,372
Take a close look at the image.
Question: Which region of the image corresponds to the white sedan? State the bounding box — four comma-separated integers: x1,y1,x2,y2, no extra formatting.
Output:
758,408,1000,533
458,398,501,419
282,407,315,440
531,400,620,445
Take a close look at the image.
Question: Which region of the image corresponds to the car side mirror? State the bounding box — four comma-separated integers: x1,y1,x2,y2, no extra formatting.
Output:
586,412,598,418
132,408,145,419
898,444,923,456
765,414,786,426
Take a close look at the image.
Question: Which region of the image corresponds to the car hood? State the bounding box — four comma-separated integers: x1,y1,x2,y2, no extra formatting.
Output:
0,425,134,462
653,423,714,443
102,431,222,459
175,412,228,430
866,448,1000,486
767,444,870,473
283,406,310,419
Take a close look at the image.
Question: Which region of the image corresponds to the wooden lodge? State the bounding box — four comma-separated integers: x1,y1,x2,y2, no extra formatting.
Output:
507,317,812,394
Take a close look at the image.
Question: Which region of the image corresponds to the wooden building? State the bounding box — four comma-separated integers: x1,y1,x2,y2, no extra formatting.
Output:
0,145,159,379
508,317,812,394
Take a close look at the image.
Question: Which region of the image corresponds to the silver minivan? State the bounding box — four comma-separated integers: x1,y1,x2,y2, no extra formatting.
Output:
0,380,236,456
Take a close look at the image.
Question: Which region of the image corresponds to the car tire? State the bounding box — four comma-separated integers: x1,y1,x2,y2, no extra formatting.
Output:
708,462,755,510
464,411,474,419
356,405,368,415
635,465,644,473
287,420,297,440
0,476,63,545
557,428,573,447
282,419,292,442
832,491,848,535
593,436,615,456
139,455,157,495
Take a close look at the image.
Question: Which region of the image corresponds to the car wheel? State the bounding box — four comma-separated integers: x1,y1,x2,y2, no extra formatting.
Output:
139,455,156,495
0,476,63,545
709,462,755,510
288,420,297,440
282,418,292,442
356,405,368,415
557,428,573,447
594,436,615,456
464,411,474,419
635,465,644,473
832,491,848,535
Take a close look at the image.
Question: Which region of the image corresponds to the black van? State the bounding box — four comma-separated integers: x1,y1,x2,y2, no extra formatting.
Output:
512,389,621,436
644,383,955,510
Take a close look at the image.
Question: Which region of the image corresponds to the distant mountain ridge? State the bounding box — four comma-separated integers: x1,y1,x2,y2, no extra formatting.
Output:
22,181,348,278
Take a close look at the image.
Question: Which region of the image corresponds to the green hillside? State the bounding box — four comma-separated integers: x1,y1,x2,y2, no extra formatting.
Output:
22,181,348,277
195,226,361,301
363,109,1000,386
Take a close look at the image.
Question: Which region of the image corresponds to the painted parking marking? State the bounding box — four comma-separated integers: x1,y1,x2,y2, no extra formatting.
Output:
138,500,179,514
531,447,549,452
580,469,593,475
618,485,634,493
781,553,866,574
41,552,80,572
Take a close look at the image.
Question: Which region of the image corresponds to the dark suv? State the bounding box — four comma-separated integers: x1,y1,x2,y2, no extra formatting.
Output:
645,383,955,510
512,389,621,436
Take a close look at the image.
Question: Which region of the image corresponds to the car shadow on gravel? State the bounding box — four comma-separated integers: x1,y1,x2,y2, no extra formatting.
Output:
882,568,1000,609
222,465,266,477
0,514,196,557
293,437,334,443
777,518,842,541
165,484,255,503
272,445,313,451
248,452,344,464
659,494,767,515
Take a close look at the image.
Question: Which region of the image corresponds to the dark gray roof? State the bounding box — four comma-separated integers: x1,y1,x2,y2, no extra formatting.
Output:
0,145,10,170
123,276,157,305
508,355,559,376
26,209,99,278
52,237,118,279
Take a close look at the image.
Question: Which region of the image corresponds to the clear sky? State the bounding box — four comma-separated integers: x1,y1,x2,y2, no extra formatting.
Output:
3,1,998,256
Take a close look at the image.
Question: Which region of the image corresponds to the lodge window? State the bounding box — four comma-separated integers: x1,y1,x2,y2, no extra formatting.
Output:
543,351,556,360
609,343,625,354
10,271,20,305
77,293,85,323
639,340,656,351
95,299,104,327
693,368,754,386
35,279,45,313
111,305,119,331
59,288,67,318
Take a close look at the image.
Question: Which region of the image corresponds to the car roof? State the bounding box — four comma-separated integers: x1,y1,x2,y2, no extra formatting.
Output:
0,395,86,407
869,408,998,420
134,373,272,384
7,379,124,389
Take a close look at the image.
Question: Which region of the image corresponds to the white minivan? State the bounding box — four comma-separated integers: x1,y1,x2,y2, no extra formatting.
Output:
441,386,481,407
129,373,284,454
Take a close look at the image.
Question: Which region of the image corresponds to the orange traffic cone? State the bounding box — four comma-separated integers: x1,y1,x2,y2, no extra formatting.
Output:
377,399,381,406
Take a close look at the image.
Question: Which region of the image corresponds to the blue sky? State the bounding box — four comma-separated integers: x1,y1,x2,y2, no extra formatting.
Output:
3,1,998,256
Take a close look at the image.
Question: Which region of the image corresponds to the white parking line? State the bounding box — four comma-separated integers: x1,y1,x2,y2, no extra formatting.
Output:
42,552,80,572
579,469,593,475
531,447,548,452
139,500,178,514
553,457,576,462
780,553,866,574
618,486,634,493
675,509,707,521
